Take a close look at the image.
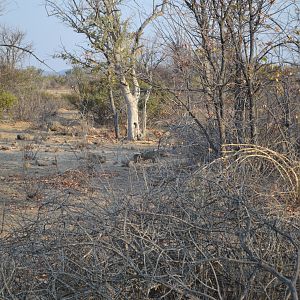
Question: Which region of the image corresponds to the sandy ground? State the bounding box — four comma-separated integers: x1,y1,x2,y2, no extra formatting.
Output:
0,109,164,233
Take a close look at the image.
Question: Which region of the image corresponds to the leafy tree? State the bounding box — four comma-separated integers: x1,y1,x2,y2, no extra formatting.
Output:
0,89,16,116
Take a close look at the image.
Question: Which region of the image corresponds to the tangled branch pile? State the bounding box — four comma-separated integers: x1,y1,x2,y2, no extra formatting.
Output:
0,146,299,299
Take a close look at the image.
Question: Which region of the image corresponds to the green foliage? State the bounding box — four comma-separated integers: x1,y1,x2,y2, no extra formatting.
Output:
0,66,69,121
139,82,170,124
65,67,122,124
0,89,16,116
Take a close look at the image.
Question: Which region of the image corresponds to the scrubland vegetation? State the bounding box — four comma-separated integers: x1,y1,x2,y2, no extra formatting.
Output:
0,0,300,299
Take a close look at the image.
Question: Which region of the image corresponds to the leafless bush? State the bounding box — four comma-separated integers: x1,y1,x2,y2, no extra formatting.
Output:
14,92,62,128
0,146,299,299
160,117,220,164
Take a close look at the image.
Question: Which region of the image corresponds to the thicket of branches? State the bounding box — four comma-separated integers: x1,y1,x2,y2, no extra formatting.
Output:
155,0,300,158
0,145,299,299
0,0,299,299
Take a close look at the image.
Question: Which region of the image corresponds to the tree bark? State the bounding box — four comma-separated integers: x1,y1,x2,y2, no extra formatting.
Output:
141,88,151,139
108,69,119,139
119,77,140,140
108,84,119,139
234,61,245,144
126,96,139,141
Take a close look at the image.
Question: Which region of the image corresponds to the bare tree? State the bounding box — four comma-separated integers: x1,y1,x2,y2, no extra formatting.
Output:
138,41,166,138
0,27,53,72
160,0,300,156
0,26,31,69
45,0,168,141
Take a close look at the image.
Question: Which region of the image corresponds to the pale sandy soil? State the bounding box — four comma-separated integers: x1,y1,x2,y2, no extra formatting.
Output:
0,109,163,234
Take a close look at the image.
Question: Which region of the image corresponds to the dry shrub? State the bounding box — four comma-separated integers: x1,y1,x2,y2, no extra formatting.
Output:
160,117,221,165
0,146,299,299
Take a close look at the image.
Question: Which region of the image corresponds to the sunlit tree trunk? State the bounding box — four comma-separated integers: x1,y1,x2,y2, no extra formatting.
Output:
119,73,140,140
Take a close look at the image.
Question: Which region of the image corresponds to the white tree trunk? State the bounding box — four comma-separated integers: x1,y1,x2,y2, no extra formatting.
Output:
120,78,140,140
127,97,140,140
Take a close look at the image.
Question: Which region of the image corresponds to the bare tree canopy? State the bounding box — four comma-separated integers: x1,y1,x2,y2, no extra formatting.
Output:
45,0,168,140
0,26,31,69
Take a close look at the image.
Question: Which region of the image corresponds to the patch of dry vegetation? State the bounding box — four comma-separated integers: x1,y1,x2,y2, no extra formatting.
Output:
0,143,299,299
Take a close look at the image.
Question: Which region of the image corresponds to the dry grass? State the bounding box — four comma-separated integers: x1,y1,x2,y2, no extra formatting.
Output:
45,89,73,96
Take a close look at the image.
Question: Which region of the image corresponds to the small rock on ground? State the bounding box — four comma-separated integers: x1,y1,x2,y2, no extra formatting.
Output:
0,145,11,150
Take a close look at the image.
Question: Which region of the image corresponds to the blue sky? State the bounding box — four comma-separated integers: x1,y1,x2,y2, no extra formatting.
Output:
1,1,160,72
1,0,86,72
